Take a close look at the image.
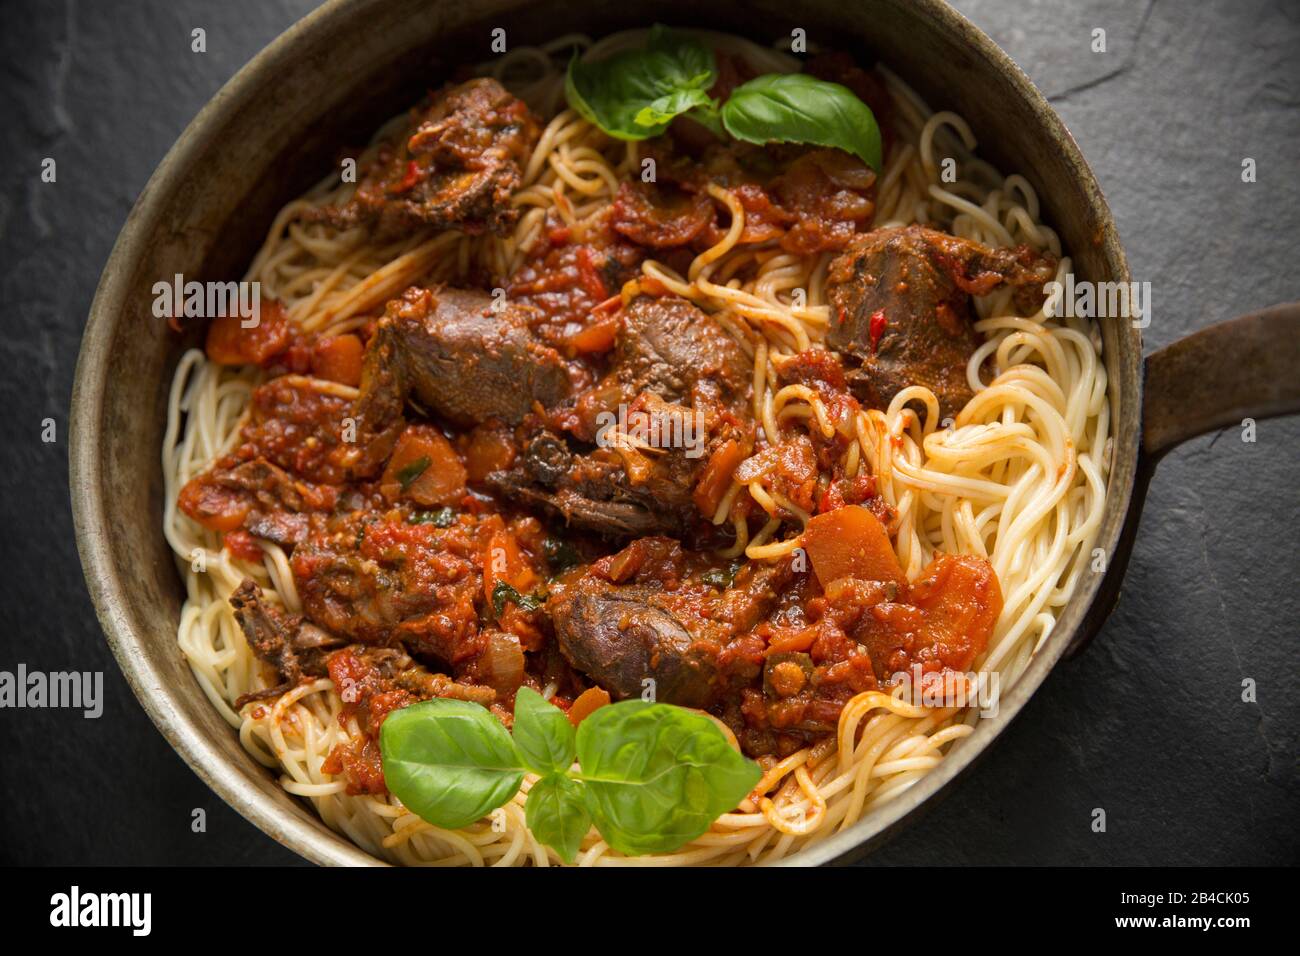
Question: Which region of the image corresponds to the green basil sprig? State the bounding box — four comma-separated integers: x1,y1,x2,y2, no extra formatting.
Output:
380,699,525,830
525,774,591,864
491,580,542,617
379,688,761,862
576,700,763,856
564,25,881,170
395,456,431,491
721,73,882,173
566,25,719,140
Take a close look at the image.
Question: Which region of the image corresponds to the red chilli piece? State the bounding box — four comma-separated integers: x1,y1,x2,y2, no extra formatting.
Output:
869,309,888,353
392,160,420,194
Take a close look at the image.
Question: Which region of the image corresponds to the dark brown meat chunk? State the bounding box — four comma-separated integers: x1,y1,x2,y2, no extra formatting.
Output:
546,539,795,710
229,579,345,704
826,225,1055,419
487,296,754,539
349,286,572,475
611,295,753,406
316,78,539,237
549,576,717,709
232,580,491,703
229,581,496,708
622,138,876,254
489,430,694,537
288,510,488,668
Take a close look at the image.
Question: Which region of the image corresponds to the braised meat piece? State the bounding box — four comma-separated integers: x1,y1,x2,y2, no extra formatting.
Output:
609,294,752,406
178,376,354,544
229,579,345,704
179,458,338,549
288,510,489,667
349,286,572,474
487,296,754,539
285,506,546,699
827,225,1055,419
550,577,716,708
490,430,697,538
317,78,539,236
231,578,495,706
616,139,876,254
547,538,793,709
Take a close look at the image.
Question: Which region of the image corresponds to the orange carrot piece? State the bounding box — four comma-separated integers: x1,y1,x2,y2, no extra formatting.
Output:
380,425,467,507
802,505,906,589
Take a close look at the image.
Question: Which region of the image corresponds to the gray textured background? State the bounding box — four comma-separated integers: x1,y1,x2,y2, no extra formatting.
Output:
0,0,1295,866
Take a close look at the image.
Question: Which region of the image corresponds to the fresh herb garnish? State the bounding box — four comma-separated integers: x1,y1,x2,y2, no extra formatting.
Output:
379,688,761,862
564,25,881,171
541,536,581,573
721,73,882,173
575,700,760,856
491,580,543,617
525,773,592,864
410,507,456,527
566,25,718,140
395,455,431,491
701,559,744,589
512,685,576,775
380,698,525,830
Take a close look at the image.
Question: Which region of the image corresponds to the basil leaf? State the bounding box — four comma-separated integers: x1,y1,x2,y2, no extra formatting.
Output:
380,699,525,830
566,25,717,140
395,455,431,491
491,580,542,617
575,701,761,856
512,687,576,775
410,506,456,527
525,773,592,865
721,73,882,172
541,536,581,573
634,87,715,129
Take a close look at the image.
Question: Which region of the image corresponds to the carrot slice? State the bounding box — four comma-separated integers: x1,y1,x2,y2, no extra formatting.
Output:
483,528,539,597
205,299,290,366
310,334,364,387
568,686,611,726
692,438,745,517
380,425,467,507
802,505,906,589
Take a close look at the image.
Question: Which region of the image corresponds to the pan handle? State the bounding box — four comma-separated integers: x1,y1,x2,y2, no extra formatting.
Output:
1142,301,1300,461
1066,301,1300,657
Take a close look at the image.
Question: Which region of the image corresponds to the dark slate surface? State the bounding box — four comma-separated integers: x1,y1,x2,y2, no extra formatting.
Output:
0,0,1295,867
